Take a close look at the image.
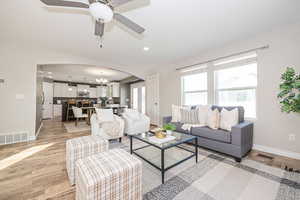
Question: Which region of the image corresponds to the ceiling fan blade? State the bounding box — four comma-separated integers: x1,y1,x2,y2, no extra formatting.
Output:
40,0,89,8
109,0,133,7
114,13,145,34
95,21,104,37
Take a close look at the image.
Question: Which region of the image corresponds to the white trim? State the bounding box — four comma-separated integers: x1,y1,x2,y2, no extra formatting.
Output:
253,144,300,160
35,122,43,139
29,135,36,141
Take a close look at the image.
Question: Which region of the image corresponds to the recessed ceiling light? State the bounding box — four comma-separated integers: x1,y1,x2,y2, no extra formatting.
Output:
143,47,150,51
47,72,52,75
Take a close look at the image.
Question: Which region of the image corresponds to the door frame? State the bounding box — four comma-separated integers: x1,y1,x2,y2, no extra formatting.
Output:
130,81,146,113
146,74,160,126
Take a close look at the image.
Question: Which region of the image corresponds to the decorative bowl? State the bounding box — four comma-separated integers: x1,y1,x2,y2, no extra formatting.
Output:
155,131,166,139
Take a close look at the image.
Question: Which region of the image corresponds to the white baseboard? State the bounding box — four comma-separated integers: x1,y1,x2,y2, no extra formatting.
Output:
29,135,36,141
253,144,300,160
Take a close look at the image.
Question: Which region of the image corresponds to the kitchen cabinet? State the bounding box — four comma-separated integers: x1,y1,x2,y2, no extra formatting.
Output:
54,82,77,97
107,82,120,98
97,86,107,98
77,84,89,92
89,87,97,98
66,86,77,97
54,82,68,97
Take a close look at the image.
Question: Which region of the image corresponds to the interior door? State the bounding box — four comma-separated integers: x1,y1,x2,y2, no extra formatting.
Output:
42,82,53,119
146,74,159,125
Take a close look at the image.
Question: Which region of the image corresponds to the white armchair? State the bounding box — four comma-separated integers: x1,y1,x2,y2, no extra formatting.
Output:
90,113,124,142
122,109,150,135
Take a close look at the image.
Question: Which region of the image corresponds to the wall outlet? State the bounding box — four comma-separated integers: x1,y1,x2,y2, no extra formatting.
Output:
289,134,296,141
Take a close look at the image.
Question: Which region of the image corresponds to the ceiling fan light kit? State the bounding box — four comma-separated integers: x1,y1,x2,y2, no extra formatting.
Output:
40,0,145,48
89,2,113,23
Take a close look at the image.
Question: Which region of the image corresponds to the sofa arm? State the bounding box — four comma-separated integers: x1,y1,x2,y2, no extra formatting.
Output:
163,116,172,125
231,121,253,147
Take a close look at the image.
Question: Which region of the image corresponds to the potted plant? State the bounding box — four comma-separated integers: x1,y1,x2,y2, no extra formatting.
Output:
278,67,300,113
163,123,176,135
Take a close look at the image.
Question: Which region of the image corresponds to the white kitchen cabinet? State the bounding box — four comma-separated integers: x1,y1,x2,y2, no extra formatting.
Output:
77,84,89,93
53,104,62,117
61,84,69,97
54,82,68,97
66,86,77,97
89,87,97,98
108,82,120,98
53,82,61,97
97,86,107,98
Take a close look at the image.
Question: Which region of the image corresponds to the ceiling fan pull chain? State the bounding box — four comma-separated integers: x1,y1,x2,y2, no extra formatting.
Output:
99,36,103,48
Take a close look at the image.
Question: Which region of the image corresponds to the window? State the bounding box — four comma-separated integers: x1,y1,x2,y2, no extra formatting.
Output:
182,72,208,105
215,63,257,118
181,52,258,118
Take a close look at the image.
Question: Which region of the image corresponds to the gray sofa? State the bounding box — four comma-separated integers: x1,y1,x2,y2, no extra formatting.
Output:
163,106,253,162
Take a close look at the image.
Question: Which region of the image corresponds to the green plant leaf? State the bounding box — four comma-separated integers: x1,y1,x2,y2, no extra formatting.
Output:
277,90,290,98
278,67,300,113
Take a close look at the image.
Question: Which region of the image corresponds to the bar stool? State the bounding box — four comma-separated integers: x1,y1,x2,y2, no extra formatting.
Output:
66,99,77,121
81,100,91,107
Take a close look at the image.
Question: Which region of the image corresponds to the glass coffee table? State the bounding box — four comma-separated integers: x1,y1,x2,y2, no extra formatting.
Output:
129,131,198,184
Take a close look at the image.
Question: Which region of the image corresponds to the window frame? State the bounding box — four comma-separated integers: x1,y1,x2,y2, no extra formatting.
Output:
180,54,258,120
181,70,208,106
214,59,258,120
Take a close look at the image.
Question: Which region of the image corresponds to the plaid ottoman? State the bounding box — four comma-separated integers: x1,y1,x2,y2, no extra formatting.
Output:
66,136,108,185
75,149,142,200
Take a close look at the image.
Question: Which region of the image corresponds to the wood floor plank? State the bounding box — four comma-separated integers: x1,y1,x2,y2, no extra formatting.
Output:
0,119,298,199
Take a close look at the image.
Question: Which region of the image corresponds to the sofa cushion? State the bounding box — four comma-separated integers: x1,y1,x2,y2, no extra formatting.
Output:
191,127,231,143
211,106,244,123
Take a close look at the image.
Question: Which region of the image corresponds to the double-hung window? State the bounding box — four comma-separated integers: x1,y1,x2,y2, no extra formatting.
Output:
182,72,208,106
214,62,257,118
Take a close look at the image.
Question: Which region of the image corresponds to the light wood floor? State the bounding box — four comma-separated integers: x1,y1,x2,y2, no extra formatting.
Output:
0,119,88,200
0,119,299,200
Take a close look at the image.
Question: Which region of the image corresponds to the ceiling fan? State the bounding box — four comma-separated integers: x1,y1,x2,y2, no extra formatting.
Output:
40,0,145,46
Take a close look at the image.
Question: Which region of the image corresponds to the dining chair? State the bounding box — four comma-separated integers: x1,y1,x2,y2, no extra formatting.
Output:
67,99,77,121
72,107,88,126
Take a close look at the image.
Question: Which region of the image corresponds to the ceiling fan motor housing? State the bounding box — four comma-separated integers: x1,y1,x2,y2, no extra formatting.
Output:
89,2,113,23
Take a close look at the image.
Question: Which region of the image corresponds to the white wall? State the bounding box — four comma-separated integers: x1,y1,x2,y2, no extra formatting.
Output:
0,42,106,139
159,23,300,155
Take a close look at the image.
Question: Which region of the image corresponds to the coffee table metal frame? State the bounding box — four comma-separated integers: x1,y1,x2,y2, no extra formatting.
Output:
129,132,198,184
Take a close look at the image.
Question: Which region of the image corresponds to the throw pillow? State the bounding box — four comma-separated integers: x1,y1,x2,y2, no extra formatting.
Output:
180,108,199,124
171,105,182,122
220,108,239,131
207,108,220,129
196,105,211,125
96,109,114,123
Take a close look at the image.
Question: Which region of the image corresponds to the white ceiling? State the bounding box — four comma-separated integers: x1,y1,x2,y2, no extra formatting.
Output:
40,64,132,83
1,0,300,73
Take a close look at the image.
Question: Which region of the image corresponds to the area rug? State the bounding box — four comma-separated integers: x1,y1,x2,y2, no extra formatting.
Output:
117,140,300,200
63,122,90,133
50,139,300,200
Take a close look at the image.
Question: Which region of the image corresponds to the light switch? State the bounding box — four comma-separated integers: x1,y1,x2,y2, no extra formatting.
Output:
16,94,25,100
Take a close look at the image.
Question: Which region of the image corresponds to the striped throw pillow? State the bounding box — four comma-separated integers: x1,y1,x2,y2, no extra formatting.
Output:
180,108,199,124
